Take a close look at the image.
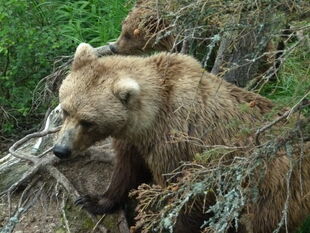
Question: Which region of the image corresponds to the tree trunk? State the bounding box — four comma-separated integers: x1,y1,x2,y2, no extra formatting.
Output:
211,14,285,87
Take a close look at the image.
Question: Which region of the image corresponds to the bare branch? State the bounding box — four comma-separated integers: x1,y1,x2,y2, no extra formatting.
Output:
118,209,130,233
1,164,41,197
9,127,61,163
255,97,310,145
91,215,107,233
61,194,72,233
0,178,44,233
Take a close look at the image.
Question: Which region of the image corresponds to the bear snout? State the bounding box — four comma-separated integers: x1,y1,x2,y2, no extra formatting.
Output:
53,144,72,159
109,42,118,54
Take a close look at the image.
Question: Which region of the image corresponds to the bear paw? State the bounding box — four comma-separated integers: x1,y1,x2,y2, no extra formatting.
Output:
75,195,120,215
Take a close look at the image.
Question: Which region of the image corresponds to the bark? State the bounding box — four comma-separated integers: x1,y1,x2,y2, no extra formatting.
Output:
0,106,130,233
211,15,286,87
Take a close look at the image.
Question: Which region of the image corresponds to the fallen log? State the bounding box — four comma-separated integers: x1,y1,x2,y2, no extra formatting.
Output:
0,105,130,233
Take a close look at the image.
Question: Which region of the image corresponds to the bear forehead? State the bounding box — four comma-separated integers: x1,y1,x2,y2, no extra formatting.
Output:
67,65,119,89
61,99,99,116
59,74,114,108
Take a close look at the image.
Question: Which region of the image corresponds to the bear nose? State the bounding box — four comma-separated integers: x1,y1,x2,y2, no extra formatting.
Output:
109,43,117,54
53,145,71,159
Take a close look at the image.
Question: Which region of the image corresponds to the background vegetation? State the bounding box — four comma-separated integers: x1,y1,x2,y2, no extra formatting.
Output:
0,0,130,143
0,0,309,232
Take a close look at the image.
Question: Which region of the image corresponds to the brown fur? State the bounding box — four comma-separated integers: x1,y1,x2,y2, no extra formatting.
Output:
109,0,282,88
249,146,310,233
55,43,310,233
110,0,174,55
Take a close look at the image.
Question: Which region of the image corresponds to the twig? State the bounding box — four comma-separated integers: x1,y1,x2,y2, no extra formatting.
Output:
61,193,71,233
91,214,106,233
0,178,44,233
7,191,11,218
9,127,61,163
118,209,130,233
180,37,190,54
287,91,310,118
255,98,310,145
272,149,294,233
248,38,304,91
1,163,45,196
38,147,53,158
32,104,62,154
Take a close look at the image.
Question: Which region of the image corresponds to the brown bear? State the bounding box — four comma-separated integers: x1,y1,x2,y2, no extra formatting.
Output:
106,0,175,55
100,0,280,87
53,43,310,233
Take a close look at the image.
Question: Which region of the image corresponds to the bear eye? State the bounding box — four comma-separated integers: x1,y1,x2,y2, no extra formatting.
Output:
80,120,94,128
123,32,131,40
63,109,69,118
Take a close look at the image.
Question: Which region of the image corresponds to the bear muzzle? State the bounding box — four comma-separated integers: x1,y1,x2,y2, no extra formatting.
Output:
53,144,72,159
109,42,118,54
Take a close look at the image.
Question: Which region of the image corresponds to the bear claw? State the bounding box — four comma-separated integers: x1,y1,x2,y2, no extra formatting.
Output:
75,195,92,206
75,195,119,215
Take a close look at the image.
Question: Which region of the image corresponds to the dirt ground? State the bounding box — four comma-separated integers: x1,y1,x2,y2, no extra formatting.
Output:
0,153,121,233
1,193,63,233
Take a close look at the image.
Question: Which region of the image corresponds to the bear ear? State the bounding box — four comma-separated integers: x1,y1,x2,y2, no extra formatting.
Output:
72,43,97,70
113,78,140,105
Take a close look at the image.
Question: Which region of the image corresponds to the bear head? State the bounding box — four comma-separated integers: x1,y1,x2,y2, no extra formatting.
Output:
108,1,172,55
53,43,157,159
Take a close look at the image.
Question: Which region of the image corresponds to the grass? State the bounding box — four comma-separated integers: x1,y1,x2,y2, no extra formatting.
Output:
0,0,132,138
260,42,310,107
52,0,131,46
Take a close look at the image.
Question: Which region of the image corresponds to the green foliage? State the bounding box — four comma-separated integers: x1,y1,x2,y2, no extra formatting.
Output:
195,148,235,163
52,0,129,46
297,216,310,233
260,42,310,113
0,0,130,137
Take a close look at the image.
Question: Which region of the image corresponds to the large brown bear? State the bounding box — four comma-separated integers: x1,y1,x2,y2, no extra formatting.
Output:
53,43,310,233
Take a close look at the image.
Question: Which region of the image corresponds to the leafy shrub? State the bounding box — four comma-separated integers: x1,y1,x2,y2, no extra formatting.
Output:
0,0,130,137
259,39,310,117
260,42,310,106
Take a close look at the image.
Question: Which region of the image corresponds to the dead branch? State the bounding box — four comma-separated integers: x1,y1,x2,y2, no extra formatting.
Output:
255,96,310,145
132,120,309,233
118,209,130,233
1,162,48,196
32,104,62,154
8,127,61,163
180,37,190,54
2,123,61,196
3,141,110,233
45,165,79,199
91,215,107,233
61,194,72,233
1,177,44,233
